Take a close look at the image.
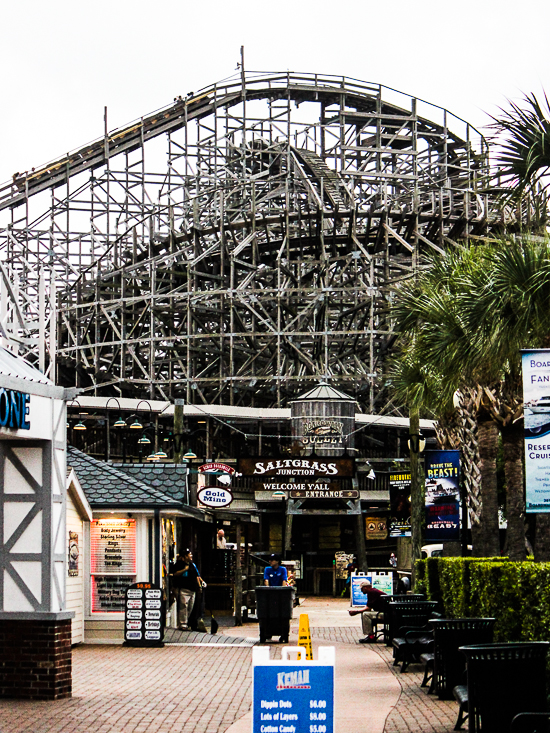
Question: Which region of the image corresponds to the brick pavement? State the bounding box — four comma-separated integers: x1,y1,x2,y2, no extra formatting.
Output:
0,605,463,733
371,644,458,733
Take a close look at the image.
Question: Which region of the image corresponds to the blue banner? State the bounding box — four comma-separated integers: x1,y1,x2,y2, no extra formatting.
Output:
522,350,550,512
424,450,460,542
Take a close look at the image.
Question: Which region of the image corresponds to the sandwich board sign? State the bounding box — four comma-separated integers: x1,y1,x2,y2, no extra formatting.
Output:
253,646,335,733
124,582,165,646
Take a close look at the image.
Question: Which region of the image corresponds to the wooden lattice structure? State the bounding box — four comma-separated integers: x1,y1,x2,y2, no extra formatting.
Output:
0,71,495,412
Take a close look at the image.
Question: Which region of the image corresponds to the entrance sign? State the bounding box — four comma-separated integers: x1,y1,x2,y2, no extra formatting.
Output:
424,451,460,541
289,488,358,499
124,582,165,645
522,350,550,512
253,646,334,733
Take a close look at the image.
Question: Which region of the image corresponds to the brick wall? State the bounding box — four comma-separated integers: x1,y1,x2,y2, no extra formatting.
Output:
0,619,72,699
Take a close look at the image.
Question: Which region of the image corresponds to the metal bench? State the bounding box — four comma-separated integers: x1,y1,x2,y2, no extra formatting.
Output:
420,652,434,692
392,626,433,672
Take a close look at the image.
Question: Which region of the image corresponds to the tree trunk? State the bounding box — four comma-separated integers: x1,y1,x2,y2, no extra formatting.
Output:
476,417,501,557
535,514,550,561
410,410,424,581
501,422,526,560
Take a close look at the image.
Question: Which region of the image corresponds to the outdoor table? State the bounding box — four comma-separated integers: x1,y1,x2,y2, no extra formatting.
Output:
431,618,495,699
459,642,549,733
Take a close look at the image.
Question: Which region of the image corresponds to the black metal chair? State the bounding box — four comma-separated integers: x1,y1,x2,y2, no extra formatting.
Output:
511,713,550,733
431,618,495,700
459,642,549,733
382,595,426,645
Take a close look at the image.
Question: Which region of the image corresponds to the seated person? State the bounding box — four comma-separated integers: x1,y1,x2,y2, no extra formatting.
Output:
348,580,387,643
263,554,288,586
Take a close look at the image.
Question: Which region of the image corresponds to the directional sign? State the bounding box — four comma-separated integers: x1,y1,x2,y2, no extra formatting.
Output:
290,489,358,499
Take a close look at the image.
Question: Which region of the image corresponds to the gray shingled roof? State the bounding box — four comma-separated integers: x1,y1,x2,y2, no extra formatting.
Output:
114,463,188,500
67,446,182,507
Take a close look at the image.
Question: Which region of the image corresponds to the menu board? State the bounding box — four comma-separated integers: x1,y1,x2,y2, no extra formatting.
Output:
92,575,135,612
124,583,165,646
91,519,136,574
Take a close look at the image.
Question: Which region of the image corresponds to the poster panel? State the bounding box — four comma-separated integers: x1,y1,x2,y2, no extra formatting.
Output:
522,350,550,512
350,572,393,606
389,473,411,537
424,450,460,541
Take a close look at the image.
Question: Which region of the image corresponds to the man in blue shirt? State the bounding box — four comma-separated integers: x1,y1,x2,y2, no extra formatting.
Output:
263,554,288,586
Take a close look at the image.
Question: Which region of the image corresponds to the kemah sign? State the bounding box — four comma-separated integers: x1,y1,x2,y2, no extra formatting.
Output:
239,457,354,478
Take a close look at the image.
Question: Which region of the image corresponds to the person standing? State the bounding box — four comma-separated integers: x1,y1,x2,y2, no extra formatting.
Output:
170,549,204,631
216,529,227,549
263,554,288,586
348,580,387,643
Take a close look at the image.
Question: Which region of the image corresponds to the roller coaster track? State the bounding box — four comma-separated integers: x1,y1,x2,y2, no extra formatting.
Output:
0,71,484,213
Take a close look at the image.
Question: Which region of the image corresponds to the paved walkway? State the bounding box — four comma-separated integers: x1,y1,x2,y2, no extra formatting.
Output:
0,597,459,733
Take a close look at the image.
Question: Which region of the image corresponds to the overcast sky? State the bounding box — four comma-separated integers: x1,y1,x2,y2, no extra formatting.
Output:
1,0,546,180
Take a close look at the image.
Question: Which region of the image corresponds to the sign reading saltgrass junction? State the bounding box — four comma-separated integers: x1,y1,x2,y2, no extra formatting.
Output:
239,457,354,478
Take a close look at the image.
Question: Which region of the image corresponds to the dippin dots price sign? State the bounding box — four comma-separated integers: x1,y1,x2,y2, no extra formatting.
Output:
252,646,334,733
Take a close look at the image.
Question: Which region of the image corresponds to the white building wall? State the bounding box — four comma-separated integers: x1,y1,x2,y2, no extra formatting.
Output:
66,495,84,644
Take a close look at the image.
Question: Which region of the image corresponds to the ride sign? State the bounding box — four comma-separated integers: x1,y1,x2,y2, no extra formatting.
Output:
253,646,335,733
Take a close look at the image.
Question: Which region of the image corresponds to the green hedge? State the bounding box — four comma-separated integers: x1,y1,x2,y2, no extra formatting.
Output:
415,557,550,642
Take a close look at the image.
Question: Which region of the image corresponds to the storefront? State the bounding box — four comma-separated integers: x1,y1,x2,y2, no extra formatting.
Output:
0,347,74,699
67,447,213,642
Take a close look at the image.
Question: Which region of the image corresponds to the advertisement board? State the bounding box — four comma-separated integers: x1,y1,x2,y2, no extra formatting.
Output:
124,582,165,646
424,450,460,541
253,646,335,733
522,350,550,512
350,572,393,607
389,473,411,537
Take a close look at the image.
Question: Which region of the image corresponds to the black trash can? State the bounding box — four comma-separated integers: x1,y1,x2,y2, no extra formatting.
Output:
255,586,295,643
460,642,549,733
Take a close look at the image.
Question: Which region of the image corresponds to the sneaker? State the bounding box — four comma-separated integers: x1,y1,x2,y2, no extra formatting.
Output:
359,635,376,644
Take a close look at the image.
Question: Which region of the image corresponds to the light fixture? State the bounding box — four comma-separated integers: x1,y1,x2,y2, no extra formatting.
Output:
130,418,143,430
114,416,127,428
155,449,168,459
74,420,87,431
217,473,232,486
367,469,376,480
408,432,426,453
272,490,286,499
146,451,160,461
183,449,197,460
138,434,151,445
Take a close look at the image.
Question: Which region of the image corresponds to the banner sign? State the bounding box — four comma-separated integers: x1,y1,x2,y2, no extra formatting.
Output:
253,646,335,733
124,582,165,646
389,473,411,537
239,457,354,478
522,350,550,512
198,462,235,475
424,450,460,541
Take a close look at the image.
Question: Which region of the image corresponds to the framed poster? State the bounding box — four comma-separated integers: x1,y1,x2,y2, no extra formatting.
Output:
522,350,550,512
424,450,460,541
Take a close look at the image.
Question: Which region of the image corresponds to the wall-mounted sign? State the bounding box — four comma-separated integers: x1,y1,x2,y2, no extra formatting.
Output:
389,473,411,537
68,531,79,576
290,489,358,499
522,350,550,512
365,517,388,541
197,487,233,508
239,457,354,478
424,450,460,541
302,419,344,447
92,575,135,612
198,462,236,475
124,582,165,646
90,518,136,573
0,388,30,430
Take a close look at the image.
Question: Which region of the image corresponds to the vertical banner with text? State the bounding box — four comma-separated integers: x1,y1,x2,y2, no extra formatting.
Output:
424,450,460,542
522,350,550,512
389,473,411,537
